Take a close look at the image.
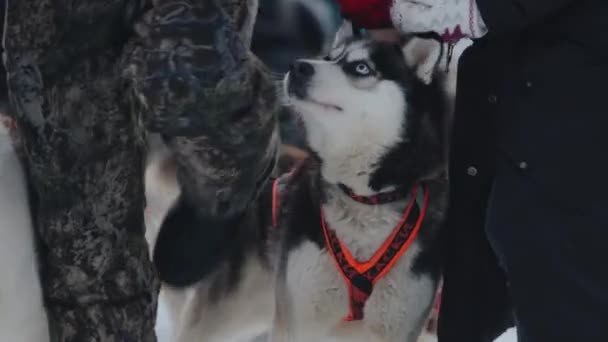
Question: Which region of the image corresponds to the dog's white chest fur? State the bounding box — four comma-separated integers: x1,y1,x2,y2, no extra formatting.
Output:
282,187,435,342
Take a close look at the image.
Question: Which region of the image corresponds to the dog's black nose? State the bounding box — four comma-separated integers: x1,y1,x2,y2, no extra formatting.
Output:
290,61,315,78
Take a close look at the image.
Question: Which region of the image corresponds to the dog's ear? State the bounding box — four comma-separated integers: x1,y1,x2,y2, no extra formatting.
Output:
401,36,443,85
330,19,355,50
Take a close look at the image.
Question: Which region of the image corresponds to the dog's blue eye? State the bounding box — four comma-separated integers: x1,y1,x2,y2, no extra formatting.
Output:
343,61,374,77
355,63,370,76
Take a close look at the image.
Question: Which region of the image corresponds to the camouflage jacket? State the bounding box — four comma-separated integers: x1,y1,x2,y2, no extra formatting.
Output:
4,0,277,341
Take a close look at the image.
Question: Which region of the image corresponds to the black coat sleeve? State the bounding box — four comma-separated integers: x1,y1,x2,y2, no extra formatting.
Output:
476,0,574,35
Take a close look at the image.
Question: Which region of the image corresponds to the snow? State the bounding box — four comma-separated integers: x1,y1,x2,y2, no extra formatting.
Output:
415,328,518,342
495,328,518,342
155,296,518,342
156,297,173,342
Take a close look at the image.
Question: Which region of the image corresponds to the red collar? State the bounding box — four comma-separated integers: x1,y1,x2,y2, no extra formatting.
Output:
338,183,408,205
322,184,429,321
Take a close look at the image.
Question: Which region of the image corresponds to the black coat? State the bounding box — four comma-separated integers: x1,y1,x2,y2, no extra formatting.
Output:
439,1,608,341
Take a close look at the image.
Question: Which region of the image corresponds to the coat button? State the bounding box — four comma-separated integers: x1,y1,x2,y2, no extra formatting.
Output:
467,166,478,176
518,161,528,170
488,94,498,104
525,81,533,88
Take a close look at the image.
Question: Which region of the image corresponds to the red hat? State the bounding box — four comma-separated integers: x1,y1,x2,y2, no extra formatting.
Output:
335,0,393,29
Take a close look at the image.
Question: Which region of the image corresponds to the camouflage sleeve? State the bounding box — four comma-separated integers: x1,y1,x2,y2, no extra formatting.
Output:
126,0,280,219
4,1,161,341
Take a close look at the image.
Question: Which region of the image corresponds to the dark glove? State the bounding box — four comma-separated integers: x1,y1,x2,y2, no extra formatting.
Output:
129,1,253,136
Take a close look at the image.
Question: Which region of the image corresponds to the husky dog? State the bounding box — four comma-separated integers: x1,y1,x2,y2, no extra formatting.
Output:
149,35,450,342
0,120,50,342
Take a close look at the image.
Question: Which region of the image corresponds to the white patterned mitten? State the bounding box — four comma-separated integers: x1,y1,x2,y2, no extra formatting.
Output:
390,0,488,42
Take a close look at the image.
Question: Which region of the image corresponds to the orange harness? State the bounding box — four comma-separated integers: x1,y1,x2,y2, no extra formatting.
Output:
272,175,429,321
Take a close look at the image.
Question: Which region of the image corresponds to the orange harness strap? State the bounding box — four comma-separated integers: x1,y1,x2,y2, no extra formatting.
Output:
322,185,429,321
271,176,429,321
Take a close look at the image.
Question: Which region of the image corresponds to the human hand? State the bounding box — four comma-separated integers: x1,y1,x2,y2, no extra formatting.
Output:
130,0,252,135
128,0,279,222
390,0,488,42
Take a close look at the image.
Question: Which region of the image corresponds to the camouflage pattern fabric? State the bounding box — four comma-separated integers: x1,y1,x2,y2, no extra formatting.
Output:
4,0,275,341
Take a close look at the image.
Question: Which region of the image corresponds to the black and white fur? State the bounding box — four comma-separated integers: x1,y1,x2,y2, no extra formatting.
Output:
148,36,450,342
272,37,448,342
0,123,50,342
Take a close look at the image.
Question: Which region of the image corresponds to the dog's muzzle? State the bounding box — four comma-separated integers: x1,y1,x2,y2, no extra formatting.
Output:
287,60,315,99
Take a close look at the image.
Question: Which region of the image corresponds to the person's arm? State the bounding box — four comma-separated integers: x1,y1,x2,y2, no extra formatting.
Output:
476,0,574,35
127,0,278,219
126,0,280,287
